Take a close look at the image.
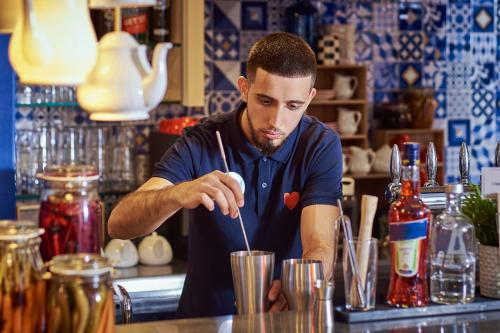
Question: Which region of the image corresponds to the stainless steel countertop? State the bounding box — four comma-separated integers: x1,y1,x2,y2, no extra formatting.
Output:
116,308,500,332
112,259,187,315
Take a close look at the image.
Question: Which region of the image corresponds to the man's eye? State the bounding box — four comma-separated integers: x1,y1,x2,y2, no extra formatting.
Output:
260,99,272,106
288,104,300,110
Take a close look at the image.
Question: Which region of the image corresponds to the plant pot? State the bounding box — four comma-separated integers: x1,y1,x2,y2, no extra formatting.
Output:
479,244,500,299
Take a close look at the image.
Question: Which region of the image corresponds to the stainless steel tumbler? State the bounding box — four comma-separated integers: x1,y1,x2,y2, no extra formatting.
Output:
281,259,324,311
230,250,275,314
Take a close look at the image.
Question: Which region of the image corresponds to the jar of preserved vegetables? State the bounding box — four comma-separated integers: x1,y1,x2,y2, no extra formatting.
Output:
0,220,46,333
47,253,131,333
38,165,103,261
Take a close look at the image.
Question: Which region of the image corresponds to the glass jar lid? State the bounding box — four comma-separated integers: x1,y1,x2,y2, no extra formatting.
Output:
50,253,112,276
0,220,44,241
37,164,99,182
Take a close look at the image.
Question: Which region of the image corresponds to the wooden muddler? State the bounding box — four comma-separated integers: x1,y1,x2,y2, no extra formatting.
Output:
351,195,378,307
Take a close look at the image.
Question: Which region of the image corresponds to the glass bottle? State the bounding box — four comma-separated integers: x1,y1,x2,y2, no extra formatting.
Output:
387,142,431,307
38,165,103,261
47,254,117,333
0,221,46,332
284,0,319,52
430,184,476,304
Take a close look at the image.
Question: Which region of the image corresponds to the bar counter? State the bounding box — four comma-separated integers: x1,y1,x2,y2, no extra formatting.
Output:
116,308,500,332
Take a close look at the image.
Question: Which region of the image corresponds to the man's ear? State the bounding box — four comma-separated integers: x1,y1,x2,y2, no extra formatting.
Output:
309,87,317,101
237,76,249,103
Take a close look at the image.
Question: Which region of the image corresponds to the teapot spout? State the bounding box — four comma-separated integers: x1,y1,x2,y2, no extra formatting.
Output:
142,42,172,109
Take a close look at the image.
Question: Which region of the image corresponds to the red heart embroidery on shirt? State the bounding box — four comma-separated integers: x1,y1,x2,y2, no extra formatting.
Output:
284,192,300,210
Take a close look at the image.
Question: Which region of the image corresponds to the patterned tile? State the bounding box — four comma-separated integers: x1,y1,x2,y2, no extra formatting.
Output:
205,61,212,92
471,115,496,145
399,2,423,31
213,1,240,31
241,1,267,30
447,90,472,119
423,3,446,33
346,2,373,31
205,1,213,30
447,63,473,89
267,0,281,32
372,32,398,62
445,146,460,183
400,63,422,88
447,32,471,62
205,30,213,62
355,32,372,63
447,3,472,33
471,33,496,63
373,2,398,31
471,145,495,173
423,61,447,90
240,31,267,61
373,91,396,104
471,89,495,118
424,31,446,60
213,31,239,60
448,119,470,146
471,62,495,90
208,91,241,114
374,62,398,90
213,61,240,91
434,91,447,119
150,104,186,120
472,5,494,32
398,32,424,61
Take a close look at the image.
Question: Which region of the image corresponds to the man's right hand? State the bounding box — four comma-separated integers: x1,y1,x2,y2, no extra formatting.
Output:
171,170,245,219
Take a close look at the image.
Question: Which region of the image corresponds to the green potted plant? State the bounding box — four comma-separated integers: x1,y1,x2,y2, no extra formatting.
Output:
462,184,499,299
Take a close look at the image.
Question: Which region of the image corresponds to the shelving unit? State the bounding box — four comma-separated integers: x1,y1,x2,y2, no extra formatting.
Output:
308,65,368,149
374,128,445,184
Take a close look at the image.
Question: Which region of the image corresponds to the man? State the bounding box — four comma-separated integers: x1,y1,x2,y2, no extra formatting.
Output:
108,32,342,319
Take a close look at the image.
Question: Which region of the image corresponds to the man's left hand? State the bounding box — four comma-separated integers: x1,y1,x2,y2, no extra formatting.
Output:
268,280,288,312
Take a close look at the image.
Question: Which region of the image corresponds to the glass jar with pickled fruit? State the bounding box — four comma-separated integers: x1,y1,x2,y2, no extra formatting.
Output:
47,254,126,333
38,165,103,261
0,220,46,333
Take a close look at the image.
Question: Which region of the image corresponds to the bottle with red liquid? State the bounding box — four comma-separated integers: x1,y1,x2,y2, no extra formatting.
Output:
38,165,103,261
387,142,431,307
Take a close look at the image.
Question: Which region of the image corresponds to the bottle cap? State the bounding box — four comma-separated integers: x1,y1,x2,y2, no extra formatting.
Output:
445,183,463,194
402,142,420,166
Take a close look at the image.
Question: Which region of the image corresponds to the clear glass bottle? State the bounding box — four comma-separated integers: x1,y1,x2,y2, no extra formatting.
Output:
0,221,46,332
387,142,431,307
430,184,476,304
38,164,103,261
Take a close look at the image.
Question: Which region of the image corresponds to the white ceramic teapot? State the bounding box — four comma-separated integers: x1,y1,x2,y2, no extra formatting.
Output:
104,239,139,268
348,146,375,175
334,74,358,99
372,144,392,173
77,31,172,121
337,108,362,135
138,232,173,266
342,153,348,175
9,0,98,85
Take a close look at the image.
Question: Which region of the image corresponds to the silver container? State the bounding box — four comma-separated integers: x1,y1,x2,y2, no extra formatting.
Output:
230,250,275,314
281,259,324,311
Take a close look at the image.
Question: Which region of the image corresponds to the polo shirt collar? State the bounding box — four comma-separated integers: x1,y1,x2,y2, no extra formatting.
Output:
229,103,301,164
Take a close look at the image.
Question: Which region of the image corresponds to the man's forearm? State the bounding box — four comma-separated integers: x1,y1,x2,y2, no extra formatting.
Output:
303,246,335,280
108,186,180,239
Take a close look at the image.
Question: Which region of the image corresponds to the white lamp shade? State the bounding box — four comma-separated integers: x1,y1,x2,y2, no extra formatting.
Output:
89,0,155,9
9,0,98,85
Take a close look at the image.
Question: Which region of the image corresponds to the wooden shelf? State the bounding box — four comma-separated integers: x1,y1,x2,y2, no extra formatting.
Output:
375,128,444,135
340,134,366,140
310,99,366,106
344,173,391,180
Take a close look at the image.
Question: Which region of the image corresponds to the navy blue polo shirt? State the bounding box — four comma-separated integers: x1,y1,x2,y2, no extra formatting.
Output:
153,105,343,319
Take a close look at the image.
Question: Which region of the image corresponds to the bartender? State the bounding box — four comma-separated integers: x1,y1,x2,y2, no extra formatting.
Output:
108,32,342,319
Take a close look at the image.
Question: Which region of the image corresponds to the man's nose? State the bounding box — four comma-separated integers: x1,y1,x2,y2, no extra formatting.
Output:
268,105,284,128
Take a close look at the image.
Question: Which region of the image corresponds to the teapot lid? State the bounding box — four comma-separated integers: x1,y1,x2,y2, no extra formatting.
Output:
0,220,44,241
50,253,112,276
99,31,138,50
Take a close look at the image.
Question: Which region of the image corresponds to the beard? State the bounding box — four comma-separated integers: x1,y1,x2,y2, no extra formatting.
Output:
246,109,286,156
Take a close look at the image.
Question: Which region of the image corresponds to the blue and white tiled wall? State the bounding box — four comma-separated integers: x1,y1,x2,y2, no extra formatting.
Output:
204,0,500,183
13,0,500,183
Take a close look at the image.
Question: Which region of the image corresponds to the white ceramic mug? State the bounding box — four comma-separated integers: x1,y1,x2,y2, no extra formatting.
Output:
337,108,362,135
334,74,358,100
348,146,375,175
138,232,173,266
104,239,139,268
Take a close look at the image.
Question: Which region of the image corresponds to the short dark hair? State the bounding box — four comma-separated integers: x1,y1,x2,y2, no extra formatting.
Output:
246,32,316,87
